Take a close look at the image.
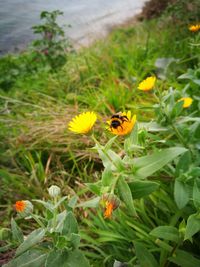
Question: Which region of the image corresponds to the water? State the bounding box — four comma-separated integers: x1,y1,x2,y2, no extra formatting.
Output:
0,0,146,55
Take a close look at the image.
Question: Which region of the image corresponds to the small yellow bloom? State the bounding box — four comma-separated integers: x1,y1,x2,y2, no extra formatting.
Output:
189,24,200,32
68,111,97,134
178,97,193,108
138,76,156,91
107,111,136,136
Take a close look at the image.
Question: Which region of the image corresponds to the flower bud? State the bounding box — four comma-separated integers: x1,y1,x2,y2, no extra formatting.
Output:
100,193,120,219
48,185,61,198
15,200,33,218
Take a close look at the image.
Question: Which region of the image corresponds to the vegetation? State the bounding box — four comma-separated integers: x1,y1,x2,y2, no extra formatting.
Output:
0,0,200,266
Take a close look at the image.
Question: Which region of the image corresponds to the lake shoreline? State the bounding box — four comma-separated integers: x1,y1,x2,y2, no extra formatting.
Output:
0,1,147,56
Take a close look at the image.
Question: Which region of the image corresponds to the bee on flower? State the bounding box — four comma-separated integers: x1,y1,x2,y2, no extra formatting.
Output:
68,111,97,134
138,76,156,91
107,111,136,136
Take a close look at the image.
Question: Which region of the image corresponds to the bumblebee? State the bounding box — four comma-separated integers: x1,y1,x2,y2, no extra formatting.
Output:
110,112,129,130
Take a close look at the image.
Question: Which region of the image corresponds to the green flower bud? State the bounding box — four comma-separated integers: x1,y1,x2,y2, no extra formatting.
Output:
48,185,61,198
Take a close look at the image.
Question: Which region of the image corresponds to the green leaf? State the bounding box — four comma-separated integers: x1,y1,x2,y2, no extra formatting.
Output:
70,233,80,249
193,179,200,209
16,228,45,256
185,213,200,240
102,168,114,187
95,143,124,171
175,151,191,176
3,249,47,267
33,200,54,212
104,135,118,150
45,249,90,267
76,197,100,208
128,181,159,199
85,181,101,195
169,249,200,267
134,241,159,267
133,147,187,179
124,123,138,153
150,226,179,242
62,211,78,235
11,218,24,243
117,177,137,216
174,180,190,209
68,196,78,209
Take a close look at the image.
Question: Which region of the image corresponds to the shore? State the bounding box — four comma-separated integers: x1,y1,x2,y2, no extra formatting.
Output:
0,0,147,55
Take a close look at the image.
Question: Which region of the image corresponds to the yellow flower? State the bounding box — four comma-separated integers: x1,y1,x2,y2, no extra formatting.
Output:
178,97,193,108
138,76,156,91
189,24,200,32
68,111,97,134
107,111,136,136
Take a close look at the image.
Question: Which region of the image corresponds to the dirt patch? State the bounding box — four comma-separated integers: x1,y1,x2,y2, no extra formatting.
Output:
139,0,175,20
0,248,15,266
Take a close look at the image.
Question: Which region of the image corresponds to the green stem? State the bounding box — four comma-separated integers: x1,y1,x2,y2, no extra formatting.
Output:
171,123,188,149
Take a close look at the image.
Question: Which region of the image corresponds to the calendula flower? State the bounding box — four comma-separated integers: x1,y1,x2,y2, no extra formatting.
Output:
15,200,33,218
107,111,136,136
178,97,193,108
68,111,97,134
100,194,120,219
138,76,156,91
189,24,200,32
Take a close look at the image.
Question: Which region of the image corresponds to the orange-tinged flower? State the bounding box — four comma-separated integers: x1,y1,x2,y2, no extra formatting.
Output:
104,201,114,219
15,200,26,212
178,97,193,108
68,111,97,134
15,200,33,217
107,111,136,136
138,76,156,91
189,24,200,32
100,194,120,219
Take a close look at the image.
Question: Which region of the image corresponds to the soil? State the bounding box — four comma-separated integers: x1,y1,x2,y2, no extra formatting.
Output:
0,246,15,266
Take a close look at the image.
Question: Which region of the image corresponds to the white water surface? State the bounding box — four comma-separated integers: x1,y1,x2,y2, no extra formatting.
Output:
0,0,146,54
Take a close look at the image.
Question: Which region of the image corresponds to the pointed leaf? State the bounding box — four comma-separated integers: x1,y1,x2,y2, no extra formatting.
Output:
150,226,179,242
11,218,24,243
117,177,137,216
16,228,45,256
134,241,159,267
128,181,159,199
62,211,78,235
185,213,200,240
133,147,187,179
174,180,190,209
3,249,47,267
193,179,200,209
169,249,200,267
